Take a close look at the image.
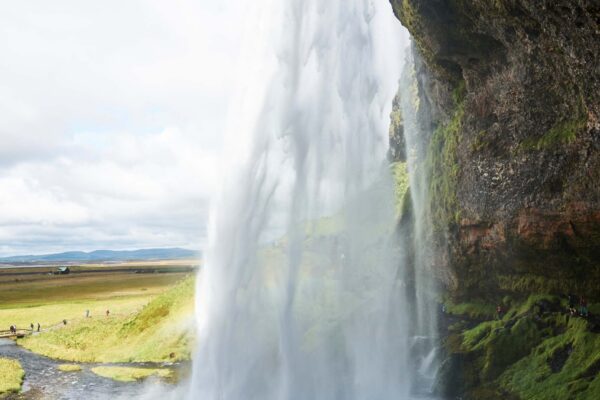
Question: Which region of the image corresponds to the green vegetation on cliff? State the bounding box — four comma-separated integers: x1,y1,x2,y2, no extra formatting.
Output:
391,161,410,219
444,295,600,399
391,0,600,398
20,276,195,363
426,82,465,229
521,115,588,150
500,315,600,400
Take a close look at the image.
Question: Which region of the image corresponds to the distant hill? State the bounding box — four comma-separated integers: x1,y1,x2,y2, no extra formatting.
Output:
0,248,200,263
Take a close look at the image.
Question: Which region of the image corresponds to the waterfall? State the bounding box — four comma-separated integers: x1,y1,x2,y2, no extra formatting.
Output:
398,49,441,396
187,1,439,399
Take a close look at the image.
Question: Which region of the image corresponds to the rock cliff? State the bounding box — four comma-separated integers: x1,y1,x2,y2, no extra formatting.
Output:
391,0,600,300
389,1,600,398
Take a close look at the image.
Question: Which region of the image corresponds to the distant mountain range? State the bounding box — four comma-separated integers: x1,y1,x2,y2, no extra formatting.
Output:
0,248,200,263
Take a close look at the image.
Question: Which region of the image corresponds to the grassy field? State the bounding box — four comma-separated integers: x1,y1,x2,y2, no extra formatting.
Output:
0,270,190,329
0,358,24,395
19,276,195,362
0,261,197,285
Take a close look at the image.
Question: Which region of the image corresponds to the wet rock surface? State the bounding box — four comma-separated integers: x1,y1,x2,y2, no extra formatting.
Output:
390,0,600,300
389,1,600,398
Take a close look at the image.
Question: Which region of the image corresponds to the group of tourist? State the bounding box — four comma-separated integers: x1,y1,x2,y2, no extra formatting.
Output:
7,323,40,334
568,294,589,317
7,310,113,335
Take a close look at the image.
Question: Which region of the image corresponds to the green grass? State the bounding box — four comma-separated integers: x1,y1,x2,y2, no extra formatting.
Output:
91,366,172,382
0,272,189,329
0,358,24,395
57,364,82,372
20,276,195,363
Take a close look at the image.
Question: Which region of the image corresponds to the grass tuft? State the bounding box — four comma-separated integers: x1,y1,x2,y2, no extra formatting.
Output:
57,364,82,372
0,358,24,394
91,366,172,382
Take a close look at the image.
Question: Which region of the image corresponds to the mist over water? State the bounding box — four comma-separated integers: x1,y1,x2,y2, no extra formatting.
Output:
188,1,438,399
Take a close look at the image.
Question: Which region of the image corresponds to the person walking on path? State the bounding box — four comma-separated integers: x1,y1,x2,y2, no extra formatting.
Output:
30,323,34,331
106,309,110,317
37,323,40,332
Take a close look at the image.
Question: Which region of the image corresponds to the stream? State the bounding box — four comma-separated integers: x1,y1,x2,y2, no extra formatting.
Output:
0,339,177,399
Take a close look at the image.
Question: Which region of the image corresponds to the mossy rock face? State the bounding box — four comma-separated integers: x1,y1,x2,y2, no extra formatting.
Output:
390,0,600,397
391,0,600,301
479,317,542,380
439,295,600,399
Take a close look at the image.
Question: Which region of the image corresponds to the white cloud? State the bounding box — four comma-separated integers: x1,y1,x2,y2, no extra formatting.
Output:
0,0,246,256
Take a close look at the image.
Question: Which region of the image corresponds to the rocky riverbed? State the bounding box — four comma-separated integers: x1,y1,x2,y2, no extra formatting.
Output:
0,339,179,399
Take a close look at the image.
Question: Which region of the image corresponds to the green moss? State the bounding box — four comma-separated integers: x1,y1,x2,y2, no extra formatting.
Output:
452,80,467,104
426,95,464,230
499,317,600,399
448,293,600,399
462,320,501,349
514,294,561,316
470,130,489,153
484,318,544,380
459,316,543,381
391,162,410,219
521,116,587,150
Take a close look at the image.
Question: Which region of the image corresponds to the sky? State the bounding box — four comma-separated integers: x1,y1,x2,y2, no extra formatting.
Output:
0,1,246,256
